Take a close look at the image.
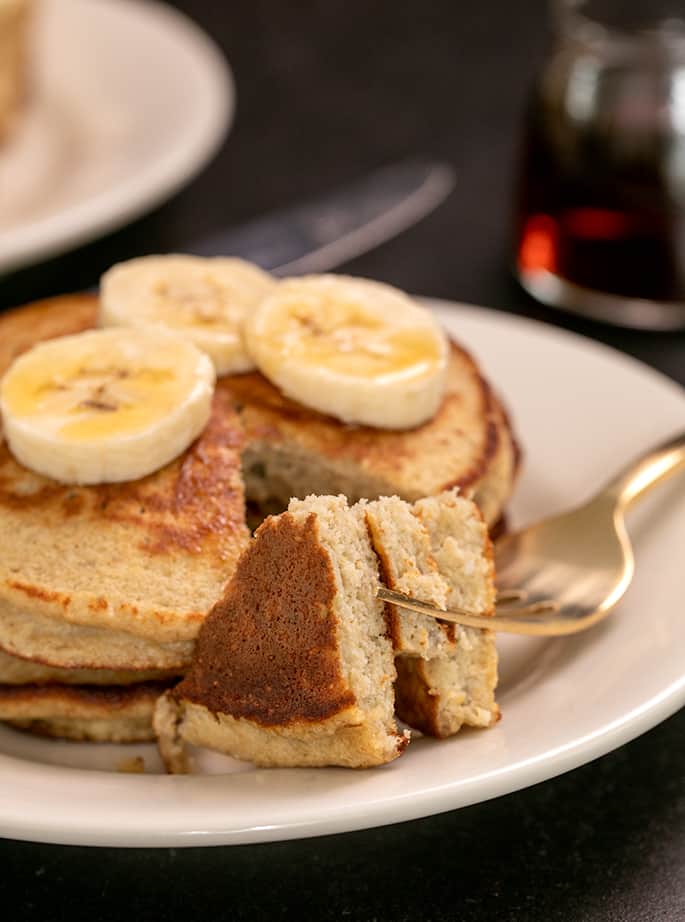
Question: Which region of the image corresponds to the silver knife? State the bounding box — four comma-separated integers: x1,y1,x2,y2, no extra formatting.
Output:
187,160,455,274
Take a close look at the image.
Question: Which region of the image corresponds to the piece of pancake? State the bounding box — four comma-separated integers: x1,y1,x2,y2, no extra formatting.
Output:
364,494,455,659
0,680,171,742
408,493,500,735
154,495,407,771
222,342,517,528
0,295,250,671
366,490,499,737
156,491,499,770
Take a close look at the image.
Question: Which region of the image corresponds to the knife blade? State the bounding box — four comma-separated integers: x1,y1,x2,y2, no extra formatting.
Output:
188,160,455,275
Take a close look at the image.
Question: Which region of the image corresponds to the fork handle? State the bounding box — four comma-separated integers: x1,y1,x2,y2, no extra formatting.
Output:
603,429,685,511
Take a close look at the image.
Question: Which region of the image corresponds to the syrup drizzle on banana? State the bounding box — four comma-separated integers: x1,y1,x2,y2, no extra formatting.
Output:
245,274,448,428
0,329,215,484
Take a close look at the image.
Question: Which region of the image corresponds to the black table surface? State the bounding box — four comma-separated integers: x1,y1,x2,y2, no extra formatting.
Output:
1,2,684,919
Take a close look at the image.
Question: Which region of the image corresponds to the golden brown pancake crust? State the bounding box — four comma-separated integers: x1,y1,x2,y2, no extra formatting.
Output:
0,679,171,711
0,293,97,374
173,513,356,726
0,646,181,684
0,679,173,742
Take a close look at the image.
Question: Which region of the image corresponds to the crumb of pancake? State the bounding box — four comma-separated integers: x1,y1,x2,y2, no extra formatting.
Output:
116,755,145,773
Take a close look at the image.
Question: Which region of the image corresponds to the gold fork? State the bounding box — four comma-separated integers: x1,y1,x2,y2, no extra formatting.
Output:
379,428,685,636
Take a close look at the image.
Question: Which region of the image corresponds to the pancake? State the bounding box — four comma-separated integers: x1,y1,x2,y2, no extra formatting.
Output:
0,680,171,742
366,490,499,737
221,341,517,526
155,495,406,771
0,647,180,685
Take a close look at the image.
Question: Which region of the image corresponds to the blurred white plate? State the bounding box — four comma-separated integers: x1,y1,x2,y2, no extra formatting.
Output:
0,0,234,274
0,302,684,847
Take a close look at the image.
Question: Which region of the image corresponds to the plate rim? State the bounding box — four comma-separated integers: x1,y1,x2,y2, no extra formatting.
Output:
0,300,684,848
0,0,235,274
428,297,684,397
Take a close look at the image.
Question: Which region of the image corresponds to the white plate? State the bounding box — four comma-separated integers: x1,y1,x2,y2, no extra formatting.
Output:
0,301,684,847
0,0,233,274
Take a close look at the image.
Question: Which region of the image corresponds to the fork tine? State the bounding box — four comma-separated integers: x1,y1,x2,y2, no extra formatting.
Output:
376,586,562,634
496,600,560,615
496,589,528,604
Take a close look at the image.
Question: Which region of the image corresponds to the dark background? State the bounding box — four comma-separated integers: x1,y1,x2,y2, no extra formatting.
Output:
1,2,684,919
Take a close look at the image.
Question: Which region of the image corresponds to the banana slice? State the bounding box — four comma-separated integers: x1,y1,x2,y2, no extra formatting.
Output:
244,275,449,429
0,329,215,485
99,255,276,376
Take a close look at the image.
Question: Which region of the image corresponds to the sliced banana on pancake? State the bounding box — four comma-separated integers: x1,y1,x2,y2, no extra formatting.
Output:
99,255,276,376
244,275,449,429
0,328,215,485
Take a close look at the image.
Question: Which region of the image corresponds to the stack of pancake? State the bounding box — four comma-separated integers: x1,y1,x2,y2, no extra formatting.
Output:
0,292,519,746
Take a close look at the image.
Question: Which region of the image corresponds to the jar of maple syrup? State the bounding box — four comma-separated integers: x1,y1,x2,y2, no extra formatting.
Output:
515,0,685,329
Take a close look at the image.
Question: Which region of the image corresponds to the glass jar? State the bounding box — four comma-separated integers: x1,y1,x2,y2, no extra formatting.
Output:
515,0,685,329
